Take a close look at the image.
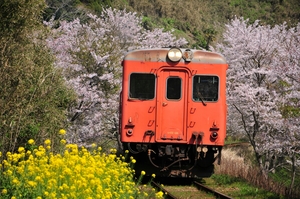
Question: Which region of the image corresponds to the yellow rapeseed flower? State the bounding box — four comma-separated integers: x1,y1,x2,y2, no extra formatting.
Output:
44,139,51,145
35,151,43,157
12,174,21,182
5,169,13,176
59,129,66,135
155,191,164,199
28,139,35,145
1,189,7,194
60,139,67,145
35,176,42,182
18,147,25,153
28,180,37,187
1,138,141,199
110,148,117,154
141,171,146,176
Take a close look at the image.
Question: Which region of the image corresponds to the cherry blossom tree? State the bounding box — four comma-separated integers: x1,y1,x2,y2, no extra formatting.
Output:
271,22,300,194
46,8,187,148
216,17,300,190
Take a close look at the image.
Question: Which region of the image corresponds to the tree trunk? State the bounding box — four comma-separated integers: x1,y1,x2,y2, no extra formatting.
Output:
288,155,296,197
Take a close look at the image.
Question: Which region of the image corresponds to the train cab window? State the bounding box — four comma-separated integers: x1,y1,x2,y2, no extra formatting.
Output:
167,77,181,100
129,73,155,99
193,76,219,102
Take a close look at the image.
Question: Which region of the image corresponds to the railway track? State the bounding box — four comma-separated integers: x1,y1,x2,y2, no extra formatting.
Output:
151,180,234,199
224,142,250,148
193,181,234,199
151,181,178,199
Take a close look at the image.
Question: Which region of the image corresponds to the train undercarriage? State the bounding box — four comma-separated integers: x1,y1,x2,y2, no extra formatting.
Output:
124,143,222,178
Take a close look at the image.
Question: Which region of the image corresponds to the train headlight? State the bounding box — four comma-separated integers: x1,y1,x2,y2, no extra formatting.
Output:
210,132,218,139
126,129,133,136
183,49,193,62
167,48,182,62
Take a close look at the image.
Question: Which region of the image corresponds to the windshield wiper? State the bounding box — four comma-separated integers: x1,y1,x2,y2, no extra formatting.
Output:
199,96,207,106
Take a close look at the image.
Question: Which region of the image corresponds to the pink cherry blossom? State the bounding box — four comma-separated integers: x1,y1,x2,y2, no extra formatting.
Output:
216,17,300,180
46,8,187,146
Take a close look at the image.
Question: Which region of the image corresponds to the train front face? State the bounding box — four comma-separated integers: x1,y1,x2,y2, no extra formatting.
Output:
120,48,228,178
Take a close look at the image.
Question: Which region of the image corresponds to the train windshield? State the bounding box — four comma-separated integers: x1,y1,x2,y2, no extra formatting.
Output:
193,76,219,102
129,73,155,99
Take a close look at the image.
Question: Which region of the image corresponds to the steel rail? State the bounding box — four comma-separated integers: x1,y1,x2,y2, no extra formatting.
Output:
193,181,234,199
151,181,178,199
224,142,250,147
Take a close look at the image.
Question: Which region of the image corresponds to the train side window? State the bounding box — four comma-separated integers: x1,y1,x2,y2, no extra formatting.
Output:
129,73,155,100
167,77,181,100
193,76,219,102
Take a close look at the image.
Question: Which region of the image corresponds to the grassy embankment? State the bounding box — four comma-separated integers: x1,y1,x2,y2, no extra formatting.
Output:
211,147,299,198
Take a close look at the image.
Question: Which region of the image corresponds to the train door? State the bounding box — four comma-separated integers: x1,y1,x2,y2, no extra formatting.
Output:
156,69,189,142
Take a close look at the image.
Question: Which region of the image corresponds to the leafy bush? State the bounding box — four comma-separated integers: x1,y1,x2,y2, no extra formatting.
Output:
0,0,76,156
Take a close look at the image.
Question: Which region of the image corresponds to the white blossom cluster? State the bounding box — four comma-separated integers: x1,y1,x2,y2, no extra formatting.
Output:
45,8,187,145
216,17,300,172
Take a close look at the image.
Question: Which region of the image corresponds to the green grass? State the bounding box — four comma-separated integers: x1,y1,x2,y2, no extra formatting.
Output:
206,174,285,199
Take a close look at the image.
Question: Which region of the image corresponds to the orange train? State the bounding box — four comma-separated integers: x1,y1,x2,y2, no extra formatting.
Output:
119,48,228,178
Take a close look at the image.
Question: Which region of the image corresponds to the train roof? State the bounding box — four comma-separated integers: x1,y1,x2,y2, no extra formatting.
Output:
123,48,227,64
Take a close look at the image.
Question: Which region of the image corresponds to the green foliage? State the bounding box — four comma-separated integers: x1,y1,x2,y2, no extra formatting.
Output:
211,174,240,184
211,174,283,198
227,0,300,26
0,0,76,155
276,80,300,118
44,0,299,49
270,167,292,185
191,30,207,49
142,16,157,30
281,105,300,118
0,0,46,37
44,0,88,22
270,162,300,188
79,0,114,14
161,17,176,31
110,0,299,48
